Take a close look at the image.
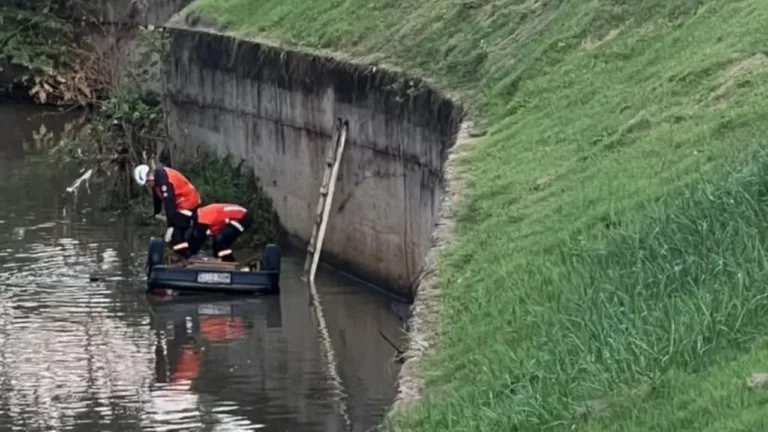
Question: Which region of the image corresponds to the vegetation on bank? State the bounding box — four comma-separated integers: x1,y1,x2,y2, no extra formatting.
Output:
185,0,768,429
0,0,111,104
49,59,286,250
2,2,284,250
0,1,73,99
180,153,286,248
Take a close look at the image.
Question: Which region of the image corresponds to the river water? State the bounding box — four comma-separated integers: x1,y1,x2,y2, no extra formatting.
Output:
0,100,407,432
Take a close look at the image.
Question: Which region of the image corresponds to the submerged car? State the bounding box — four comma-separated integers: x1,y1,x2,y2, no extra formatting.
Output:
145,236,281,296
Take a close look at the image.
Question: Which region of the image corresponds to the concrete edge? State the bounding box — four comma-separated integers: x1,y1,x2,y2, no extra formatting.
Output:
162,8,466,109
388,120,474,417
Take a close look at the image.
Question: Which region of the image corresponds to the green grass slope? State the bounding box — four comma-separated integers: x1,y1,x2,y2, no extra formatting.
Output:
182,0,768,429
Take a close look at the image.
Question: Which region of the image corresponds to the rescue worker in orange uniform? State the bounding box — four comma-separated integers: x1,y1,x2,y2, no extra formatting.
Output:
186,203,253,262
134,164,201,257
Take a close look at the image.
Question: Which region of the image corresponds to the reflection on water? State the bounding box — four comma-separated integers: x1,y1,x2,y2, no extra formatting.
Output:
146,297,274,430
0,100,406,431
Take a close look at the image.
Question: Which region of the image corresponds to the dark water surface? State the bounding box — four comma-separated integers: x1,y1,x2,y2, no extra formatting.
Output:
0,100,406,432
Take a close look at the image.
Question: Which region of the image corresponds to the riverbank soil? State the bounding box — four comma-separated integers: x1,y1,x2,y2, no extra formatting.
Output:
181,0,768,430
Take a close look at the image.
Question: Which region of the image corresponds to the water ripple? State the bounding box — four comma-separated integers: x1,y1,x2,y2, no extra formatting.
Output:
0,102,406,432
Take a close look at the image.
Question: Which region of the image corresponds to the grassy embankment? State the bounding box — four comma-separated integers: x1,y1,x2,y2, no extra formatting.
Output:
186,0,768,429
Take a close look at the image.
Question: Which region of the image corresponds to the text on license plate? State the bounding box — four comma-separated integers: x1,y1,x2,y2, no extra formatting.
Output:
197,272,232,284
198,304,232,315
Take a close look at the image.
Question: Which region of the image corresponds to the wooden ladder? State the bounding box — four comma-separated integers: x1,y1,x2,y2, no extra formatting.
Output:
303,117,349,284
301,117,353,430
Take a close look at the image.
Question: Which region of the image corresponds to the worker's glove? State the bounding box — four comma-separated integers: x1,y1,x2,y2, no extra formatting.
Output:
164,227,174,243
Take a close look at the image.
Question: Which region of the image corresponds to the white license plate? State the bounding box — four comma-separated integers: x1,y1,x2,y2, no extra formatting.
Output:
198,304,232,315
196,272,232,284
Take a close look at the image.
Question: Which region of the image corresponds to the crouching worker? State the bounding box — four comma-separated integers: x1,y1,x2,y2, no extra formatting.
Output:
186,203,253,262
133,164,201,257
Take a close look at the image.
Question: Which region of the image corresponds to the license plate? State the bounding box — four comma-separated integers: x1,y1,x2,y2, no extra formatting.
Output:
198,304,232,315
196,272,232,284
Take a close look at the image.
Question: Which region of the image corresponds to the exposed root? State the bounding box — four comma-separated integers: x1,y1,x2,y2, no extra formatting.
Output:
379,330,406,363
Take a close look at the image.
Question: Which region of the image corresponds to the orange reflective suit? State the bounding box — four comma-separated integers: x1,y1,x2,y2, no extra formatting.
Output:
196,204,249,236
187,203,252,260
152,166,201,224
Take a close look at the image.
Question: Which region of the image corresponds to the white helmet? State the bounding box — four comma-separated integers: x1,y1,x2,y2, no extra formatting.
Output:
133,164,151,186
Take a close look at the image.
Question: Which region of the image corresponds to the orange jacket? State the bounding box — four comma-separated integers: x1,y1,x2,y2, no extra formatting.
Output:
152,167,200,221
196,204,248,236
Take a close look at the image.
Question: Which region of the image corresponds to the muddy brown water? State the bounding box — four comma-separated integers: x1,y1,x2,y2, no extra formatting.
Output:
0,100,407,432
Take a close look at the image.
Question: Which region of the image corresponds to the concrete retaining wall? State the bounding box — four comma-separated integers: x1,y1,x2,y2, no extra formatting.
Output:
163,27,463,300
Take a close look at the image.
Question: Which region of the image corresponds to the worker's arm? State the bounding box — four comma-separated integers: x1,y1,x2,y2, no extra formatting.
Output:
153,167,177,226
186,224,208,257
152,189,162,216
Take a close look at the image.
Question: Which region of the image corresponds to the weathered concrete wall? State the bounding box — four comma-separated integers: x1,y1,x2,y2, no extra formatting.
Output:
71,0,193,26
163,27,463,300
